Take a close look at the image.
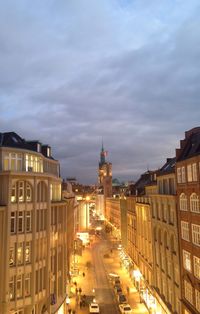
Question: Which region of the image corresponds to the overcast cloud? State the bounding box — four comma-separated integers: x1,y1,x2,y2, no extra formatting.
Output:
1,0,200,183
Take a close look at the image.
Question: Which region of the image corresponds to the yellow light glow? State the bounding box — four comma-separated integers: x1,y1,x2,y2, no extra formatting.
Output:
86,196,90,201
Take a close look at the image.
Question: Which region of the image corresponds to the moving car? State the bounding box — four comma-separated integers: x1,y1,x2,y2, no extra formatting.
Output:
119,303,132,313
89,303,100,313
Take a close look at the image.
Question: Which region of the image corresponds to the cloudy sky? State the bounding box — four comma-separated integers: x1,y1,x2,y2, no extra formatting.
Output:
1,0,200,183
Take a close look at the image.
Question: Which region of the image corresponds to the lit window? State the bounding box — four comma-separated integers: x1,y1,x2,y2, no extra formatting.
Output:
16,275,22,299
182,166,186,182
17,243,23,265
183,250,191,272
192,163,197,181
190,193,199,213
25,242,31,263
194,256,200,280
9,247,15,266
9,276,15,300
26,183,32,202
192,224,200,247
184,280,193,304
187,164,192,182
180,193,188,211
181,221,190,241
19,181,24,202
11,183,17,203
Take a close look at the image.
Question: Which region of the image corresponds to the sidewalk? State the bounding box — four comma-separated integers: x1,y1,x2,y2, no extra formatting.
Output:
103,248,148,314
67,245,95,314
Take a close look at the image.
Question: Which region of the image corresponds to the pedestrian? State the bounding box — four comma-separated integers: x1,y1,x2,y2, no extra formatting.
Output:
79,287,82,294
75,288,78,295
79,300,82,308
74,281,77,286
68,309,72,314
126,286,130,295
82,272,85,277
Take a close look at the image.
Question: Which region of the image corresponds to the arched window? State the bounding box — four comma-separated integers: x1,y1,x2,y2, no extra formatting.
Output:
190,193,199,213
180,193,188,211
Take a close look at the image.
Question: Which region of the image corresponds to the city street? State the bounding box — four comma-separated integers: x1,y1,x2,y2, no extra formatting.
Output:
68,228,148,314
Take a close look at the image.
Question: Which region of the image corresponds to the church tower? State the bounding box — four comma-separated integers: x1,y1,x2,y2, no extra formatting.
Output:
98,142,112,198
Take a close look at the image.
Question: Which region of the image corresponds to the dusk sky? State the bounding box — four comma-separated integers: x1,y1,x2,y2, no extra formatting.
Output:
1,0,200,184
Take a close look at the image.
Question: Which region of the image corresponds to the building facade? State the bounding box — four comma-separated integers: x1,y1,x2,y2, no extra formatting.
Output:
0,132,69,314
176,128,200,314
150,158,181,314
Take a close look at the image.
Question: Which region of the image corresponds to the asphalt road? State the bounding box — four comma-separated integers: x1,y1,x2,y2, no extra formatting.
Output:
91,234,120,314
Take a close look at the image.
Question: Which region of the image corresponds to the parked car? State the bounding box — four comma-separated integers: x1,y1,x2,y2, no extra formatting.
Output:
89,302,100,313
113,278,121,286
108,273,120,282
118,294,127,304
119,303,132,313
114,286,123,295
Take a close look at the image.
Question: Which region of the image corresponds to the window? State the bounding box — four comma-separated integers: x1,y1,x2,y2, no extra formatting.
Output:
187,164,192,182
10,212,16,233
184,280,193,304
11,183,17,203
26,211,32,232
18,211,24,233
194,256,200,280
181,221,190,241
190,193,200,213
9,276,15,300
9,246,15,266
195,289,200,312
192,163,197,181
26,183,32,202
183,250,191,272
180,193,188,211
3,152,22,171
25,154,43,173
25,273,31,296
177,167,182,183
19,181,24,202
25,242,31,263
182,166,186,182
17,243,23,265
192,224,200,246
16,275,22,299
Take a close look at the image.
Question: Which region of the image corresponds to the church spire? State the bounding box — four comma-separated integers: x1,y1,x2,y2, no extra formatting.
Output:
100,139,107,165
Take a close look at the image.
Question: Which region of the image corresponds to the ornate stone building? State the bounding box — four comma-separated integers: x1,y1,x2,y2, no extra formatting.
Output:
0,132,70,314
176,128,200,314
150,158,181,314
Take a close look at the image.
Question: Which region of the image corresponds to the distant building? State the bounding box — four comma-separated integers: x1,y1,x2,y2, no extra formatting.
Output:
98,143,112,198
0,132,69,314
176,127,200,314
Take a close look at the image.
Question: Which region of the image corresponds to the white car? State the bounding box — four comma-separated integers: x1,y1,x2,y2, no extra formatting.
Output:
119,303,132,313
89,303,100,313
